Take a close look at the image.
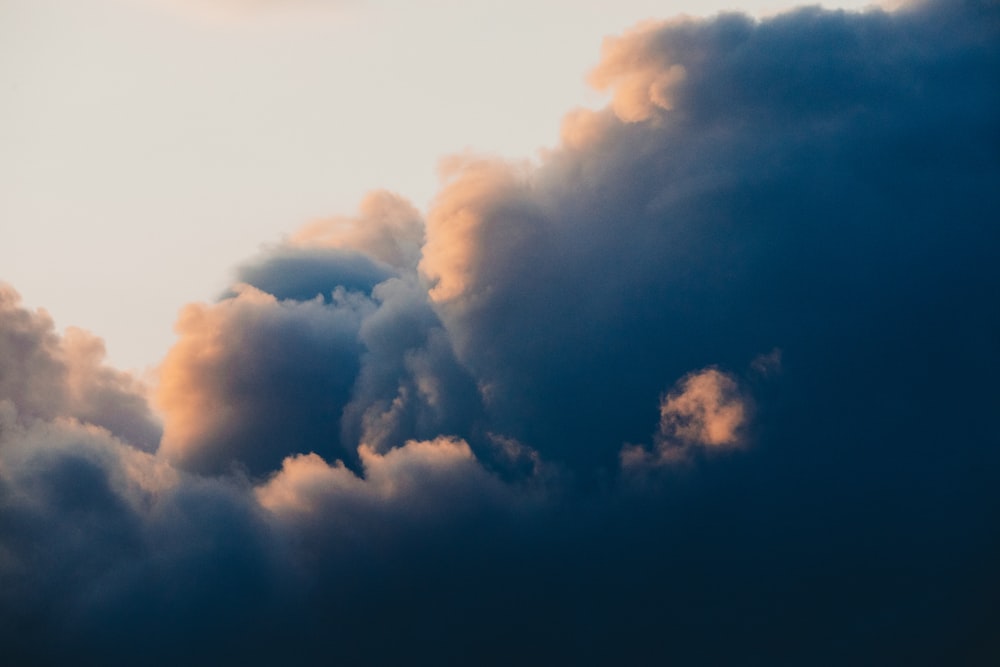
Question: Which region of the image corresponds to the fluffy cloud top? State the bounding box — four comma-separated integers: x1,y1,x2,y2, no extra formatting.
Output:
156,285,369,475
0,286,161,450
2,0,999,663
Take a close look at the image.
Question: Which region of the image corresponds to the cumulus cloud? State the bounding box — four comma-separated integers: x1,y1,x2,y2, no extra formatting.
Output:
290,190,425,272
0,285,161,450
156,284,369,475
257,436,530,525
160,227,481,478
589,19,690,123
414,0,1000,478
2,0,999,662
229,192,423,304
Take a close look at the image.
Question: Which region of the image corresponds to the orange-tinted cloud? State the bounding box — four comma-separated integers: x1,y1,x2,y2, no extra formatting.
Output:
621,367,747,470
291,190,424,272
659,368,745,448
589,19,690,123
420,157,540,305
156,285,367,475
257,436,522,520
0,284,160,450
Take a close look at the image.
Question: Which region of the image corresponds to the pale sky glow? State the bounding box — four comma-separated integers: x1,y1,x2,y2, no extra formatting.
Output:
2,0,885,371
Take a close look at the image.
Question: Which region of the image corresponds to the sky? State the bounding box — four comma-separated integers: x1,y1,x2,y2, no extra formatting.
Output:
1,0,999,665
2,0,881,372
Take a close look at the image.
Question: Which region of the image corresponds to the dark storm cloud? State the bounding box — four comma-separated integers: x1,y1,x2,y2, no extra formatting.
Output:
2,0,999,663
421,0,1000,477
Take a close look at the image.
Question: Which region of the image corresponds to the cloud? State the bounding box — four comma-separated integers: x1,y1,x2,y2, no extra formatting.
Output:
588,18,690,123
622,367,748,469
230,191,423,303
156,284,369,476
659,368,745,447
414,0,1000,479
257,436,531,525
0,285,161,450
2,0,1000,663
340,276,483,455
290,190,425,272
159,217,482,477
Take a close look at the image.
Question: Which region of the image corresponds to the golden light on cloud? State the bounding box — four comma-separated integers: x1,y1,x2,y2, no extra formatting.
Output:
255,436,508,519
155,286,281,471
660,368,746,448
420,155,537,302
291,190,424,270
622,367,748,470
421,158,532,303
589,20,691,123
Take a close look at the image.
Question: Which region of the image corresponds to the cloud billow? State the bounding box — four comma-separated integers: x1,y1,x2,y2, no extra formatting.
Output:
2,0,999,663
